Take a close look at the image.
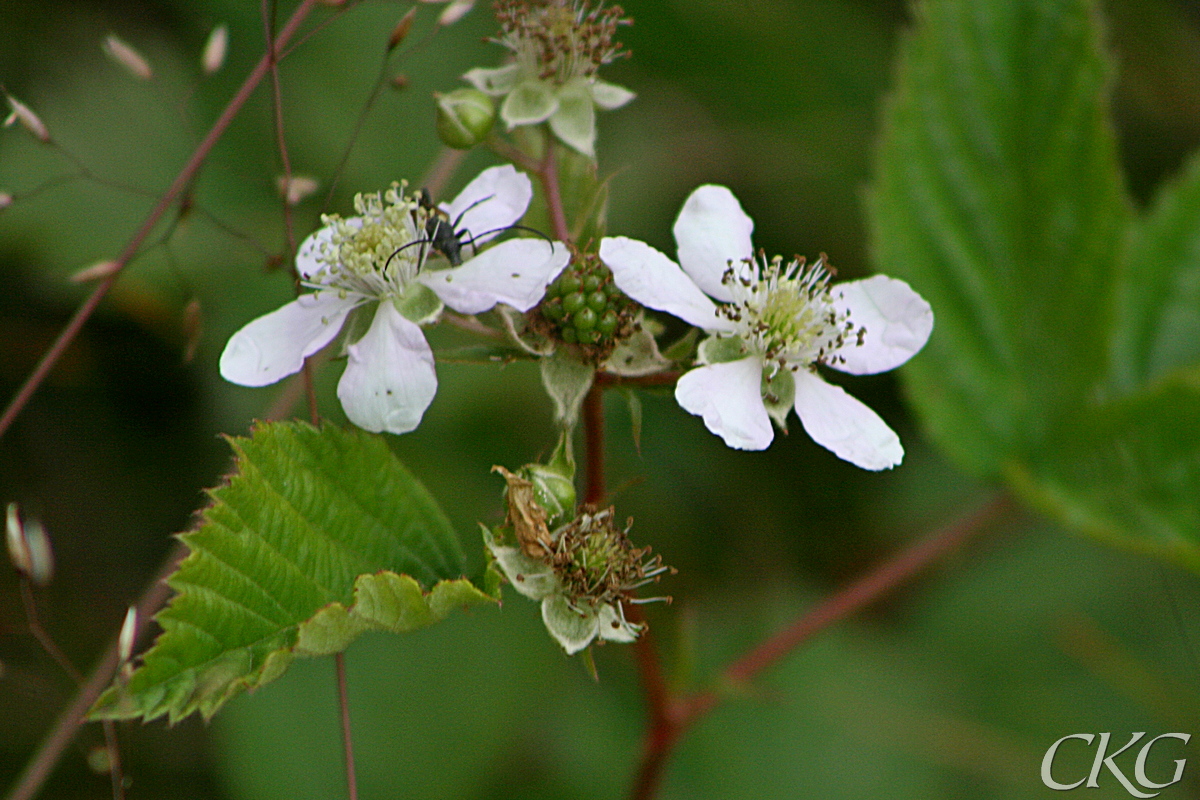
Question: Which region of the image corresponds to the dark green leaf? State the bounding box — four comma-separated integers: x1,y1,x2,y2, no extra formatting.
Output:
869,0,1128,474
1011,367,1200,571
1111,149,1200,392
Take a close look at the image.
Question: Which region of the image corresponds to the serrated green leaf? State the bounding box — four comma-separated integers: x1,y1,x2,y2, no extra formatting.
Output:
1009,367,1200,570
296,573,495,656
869,0,1128,474
90,421,494,724
1111,148,1200,392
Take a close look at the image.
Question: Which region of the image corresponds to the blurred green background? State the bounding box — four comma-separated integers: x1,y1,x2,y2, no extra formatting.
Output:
2,0,1200,798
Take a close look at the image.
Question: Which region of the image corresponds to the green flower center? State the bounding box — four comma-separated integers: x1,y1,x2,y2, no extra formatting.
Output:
306,184,430,300
717,254,858,372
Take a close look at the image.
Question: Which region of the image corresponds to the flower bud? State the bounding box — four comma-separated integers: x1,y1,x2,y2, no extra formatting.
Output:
0,192,12,210
437,0,475,26
118,606,138,663
70,259,121,284
102,34,153,81
276,174,319,206
6,502,31,576
435,88,495,150
5,96,50,143
520,462,576,528
6,503,53,585
202,25,228,75
387,7,417,51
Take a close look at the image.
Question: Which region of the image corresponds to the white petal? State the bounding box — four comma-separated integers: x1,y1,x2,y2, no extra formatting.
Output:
336,302,437,435
590,79,635,111
219,292,359,387
463,64,519,96
599,236,735,333
792,369,903,470
673,185,755,303
675,357,773,450
418,239,569,314
441,165,532,247
828,275,934,375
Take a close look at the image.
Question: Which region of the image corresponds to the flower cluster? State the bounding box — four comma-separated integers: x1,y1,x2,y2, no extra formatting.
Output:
220,166,569,434
464,0,635,156
600,185,933,470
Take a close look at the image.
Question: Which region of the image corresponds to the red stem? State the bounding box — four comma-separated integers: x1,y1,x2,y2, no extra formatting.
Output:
5,544,186,800
628,493,1011,800
335,652,359,800
538,133,571,243
0,0,323,442
582,384,605,504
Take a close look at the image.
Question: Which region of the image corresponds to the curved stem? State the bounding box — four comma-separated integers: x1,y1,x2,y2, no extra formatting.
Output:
628,493,1012,800
0,0,324,442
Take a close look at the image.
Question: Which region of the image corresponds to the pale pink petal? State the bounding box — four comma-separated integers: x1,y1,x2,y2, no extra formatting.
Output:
219,292,359,387
792,369,903,470
337,302,437,435
672,185,755,303
600,236,735,333
828,275,933,375
418,239,569,313
675,357,773,450
440,165,532,247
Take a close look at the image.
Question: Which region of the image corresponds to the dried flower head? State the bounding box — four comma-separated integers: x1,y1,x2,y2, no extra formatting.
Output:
486,468,671,654
493,0,630,85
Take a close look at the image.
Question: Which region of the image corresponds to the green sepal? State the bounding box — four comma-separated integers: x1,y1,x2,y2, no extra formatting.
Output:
540,348,595,427
295,572,497,657
501,79,557,127
604,315,671,376
549,78,597,157
590,78,635,111
541,594,601,655
463,63,520,97
698,334,747,365
762,368,796,432
395,282,443,325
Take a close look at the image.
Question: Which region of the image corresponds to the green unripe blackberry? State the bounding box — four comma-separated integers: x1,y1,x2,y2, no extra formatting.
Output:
556,274,581,296
532,250,639,362
586,290,608,313
596,309,619,336
563,291,586,314
573,307,598,331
